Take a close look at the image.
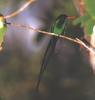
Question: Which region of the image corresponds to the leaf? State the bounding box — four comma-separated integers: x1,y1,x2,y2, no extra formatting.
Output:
0,26,6,43
85,19,95,35
73,14,95,35
73,14,90,27
84,0,95,20
0,15,7,49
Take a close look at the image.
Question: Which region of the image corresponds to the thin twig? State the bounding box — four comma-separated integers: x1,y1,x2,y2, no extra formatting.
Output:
76,38,95,55
73,0,85,15
4,0,36,19
9,23,95,55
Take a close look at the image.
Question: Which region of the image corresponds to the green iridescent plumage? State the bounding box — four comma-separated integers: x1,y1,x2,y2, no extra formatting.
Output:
51,14,67,35
0,14,7,50
36,14,68,91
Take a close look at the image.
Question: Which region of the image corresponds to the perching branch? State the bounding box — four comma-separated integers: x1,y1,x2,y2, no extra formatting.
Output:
9,23,95,55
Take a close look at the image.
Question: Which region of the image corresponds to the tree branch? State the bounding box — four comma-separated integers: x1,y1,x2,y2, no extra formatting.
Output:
9,23,95,55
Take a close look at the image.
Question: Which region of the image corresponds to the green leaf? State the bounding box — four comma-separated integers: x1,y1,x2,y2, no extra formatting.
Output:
84,0,95,20
0,15,7,46
73,14,95,36
0,26,6,43
73,15,90,27
85,19,95,35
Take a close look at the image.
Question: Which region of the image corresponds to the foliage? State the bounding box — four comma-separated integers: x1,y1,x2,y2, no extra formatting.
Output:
74,0,95,35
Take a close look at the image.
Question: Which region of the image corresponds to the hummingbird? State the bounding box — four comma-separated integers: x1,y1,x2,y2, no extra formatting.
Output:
36,14,70,91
